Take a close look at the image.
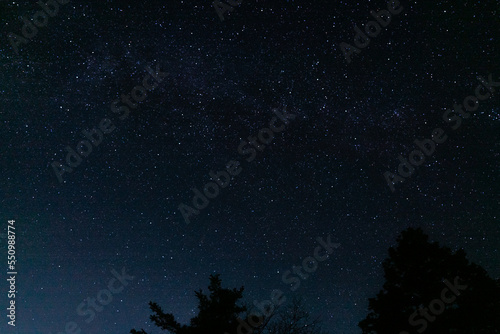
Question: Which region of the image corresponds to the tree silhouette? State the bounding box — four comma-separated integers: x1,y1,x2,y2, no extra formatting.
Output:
131,274,249,334
359,227,500,334
131,275,329,334
256,297,326,334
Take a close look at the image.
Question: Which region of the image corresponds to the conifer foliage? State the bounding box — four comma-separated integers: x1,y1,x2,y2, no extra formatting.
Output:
359,228,500,334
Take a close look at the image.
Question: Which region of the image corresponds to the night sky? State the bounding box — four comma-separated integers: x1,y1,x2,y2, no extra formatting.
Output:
0,0,499,333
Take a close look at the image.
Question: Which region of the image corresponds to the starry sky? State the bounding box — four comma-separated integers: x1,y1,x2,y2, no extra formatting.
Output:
0,0,499,333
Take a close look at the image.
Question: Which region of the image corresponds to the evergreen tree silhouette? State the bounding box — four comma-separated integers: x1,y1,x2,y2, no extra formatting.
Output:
359,227,500,334
130,274,250,334
130,274,330,334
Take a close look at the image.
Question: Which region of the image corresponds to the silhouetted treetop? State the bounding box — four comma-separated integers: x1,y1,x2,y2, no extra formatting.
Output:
359,227,500,334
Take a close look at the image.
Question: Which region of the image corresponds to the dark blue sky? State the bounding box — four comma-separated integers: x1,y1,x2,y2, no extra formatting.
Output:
0,0,499,333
